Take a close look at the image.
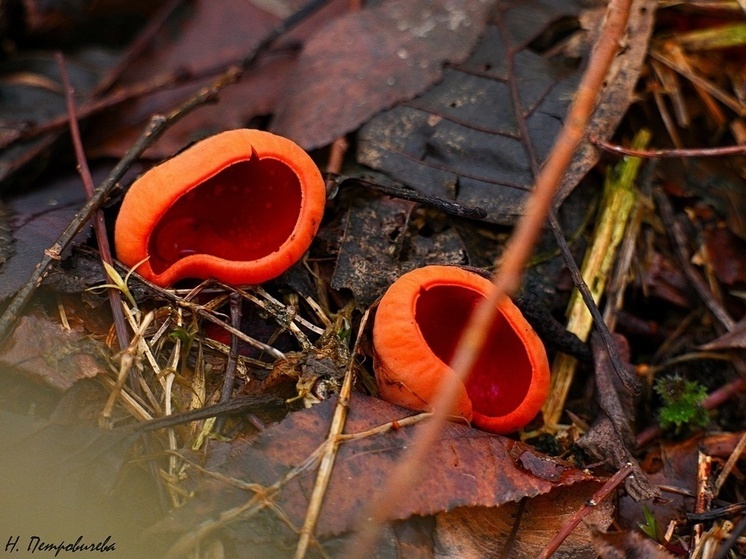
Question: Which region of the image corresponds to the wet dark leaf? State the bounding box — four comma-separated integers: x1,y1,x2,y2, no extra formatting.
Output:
640,251,694,308
0,313,109,391
435,483,613,559
271,0,496,150
0,51,117,185
357,0,656,223
0,166,123,301
671,161,746,241
0,201,11,266
330,193,467,306
591,528,677,559
162,393,599,555
618,436,700,534
21,0,158,40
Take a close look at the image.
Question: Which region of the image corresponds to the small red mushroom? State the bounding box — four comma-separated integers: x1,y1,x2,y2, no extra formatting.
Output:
372,265,550,434
114,129,326,287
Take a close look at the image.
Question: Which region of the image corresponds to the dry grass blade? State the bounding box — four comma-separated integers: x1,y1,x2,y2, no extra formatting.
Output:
649,48,745,116
99,311,155,428
343,0,635,556
294,307,372,559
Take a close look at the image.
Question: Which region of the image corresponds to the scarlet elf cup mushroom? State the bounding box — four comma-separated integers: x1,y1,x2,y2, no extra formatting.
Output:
114,129,326,287
372,265,550,434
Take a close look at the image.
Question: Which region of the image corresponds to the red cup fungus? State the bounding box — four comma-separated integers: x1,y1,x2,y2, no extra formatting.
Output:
372,265,550,434
114,129,326,287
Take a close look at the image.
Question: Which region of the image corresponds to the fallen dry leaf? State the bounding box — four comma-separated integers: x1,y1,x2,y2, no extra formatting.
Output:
0,402,165,558
435,483,613,559
703,227,746,286
0,51,117,184
159,393,599,556
271,0,496,150
640,250,694,308
0,164,141,302
88,0,349,159
0,314,109,391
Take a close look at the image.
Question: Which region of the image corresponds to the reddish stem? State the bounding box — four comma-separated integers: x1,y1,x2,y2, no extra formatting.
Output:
537,463,634,559
56,52,131,352
591,136,746,158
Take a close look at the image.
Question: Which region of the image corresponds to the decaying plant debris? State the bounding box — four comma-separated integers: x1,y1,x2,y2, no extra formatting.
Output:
0,1,745,559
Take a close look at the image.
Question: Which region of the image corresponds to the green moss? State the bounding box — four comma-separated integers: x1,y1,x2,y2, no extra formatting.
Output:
654,375,709,434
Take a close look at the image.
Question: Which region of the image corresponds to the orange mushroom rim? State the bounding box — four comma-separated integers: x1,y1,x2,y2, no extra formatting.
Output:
114,129,327,287
372,265,550,434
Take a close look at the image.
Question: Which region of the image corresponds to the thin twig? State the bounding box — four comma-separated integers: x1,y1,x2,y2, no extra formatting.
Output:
536,462,635,559
238,285,316,347
56,52,131,352
337,176,489,220
344,1,634,555
294,308,370,559
325,137,349,197
591,136,746,158
687,503,746,525
649,49,745,117
692,452,714,550
113,272,285,361
100,312,154,428
547,211,639,394
0,112,163,347
713,431,746,496
214,292,242,435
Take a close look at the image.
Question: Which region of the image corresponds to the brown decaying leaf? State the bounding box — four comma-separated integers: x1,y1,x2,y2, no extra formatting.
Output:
167,393,598,543
618,437,700,534
271,0,496,150
591,528,677,559
331,194,467,306
435,483,613,559
0,314,109,391
357,0,656,224
576,333,659,502
641,250,693,308
703,227,746,286
0,201,12,266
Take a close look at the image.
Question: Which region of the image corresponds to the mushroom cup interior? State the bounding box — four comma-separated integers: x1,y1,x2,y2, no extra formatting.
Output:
148,156,302,274
415,284,532,417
